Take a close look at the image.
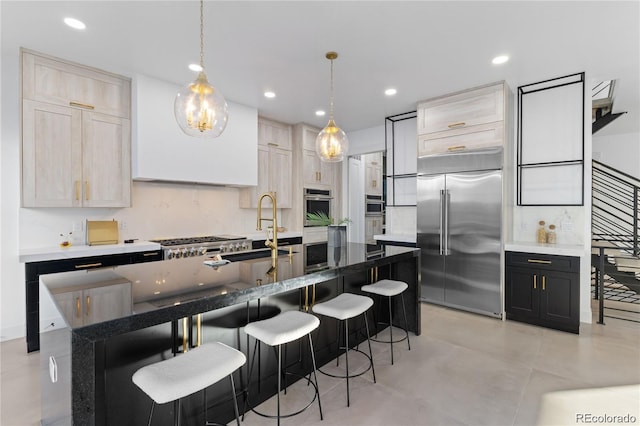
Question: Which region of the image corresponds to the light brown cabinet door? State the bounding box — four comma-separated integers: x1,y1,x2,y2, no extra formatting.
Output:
82,112,131,207
270,147,292,208
365,161,383,195
259,118,292,150
22,50,130,118
417,83,503,135
22,100,83,207
418,121,504,156
240,143,292,209
22,50,132,208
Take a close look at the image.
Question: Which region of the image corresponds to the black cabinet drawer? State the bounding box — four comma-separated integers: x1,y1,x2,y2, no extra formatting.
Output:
252,237,302,250
506,251,579,273
133,250,163,263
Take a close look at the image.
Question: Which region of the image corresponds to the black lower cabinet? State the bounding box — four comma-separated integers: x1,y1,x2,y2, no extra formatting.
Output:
505,251,580,334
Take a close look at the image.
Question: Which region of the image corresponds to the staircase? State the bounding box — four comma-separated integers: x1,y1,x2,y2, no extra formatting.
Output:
592,160,640,323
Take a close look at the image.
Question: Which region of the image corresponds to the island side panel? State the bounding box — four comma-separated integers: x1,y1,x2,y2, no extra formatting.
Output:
391,252,421,335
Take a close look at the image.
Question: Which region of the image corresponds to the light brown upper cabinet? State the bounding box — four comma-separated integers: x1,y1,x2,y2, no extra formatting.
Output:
301,125,336,188
240,118,293,208
417,82,507,156
21,49,131,207
365,152,383,196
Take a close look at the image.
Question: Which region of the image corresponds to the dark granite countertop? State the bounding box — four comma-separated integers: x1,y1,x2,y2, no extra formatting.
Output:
40,243,418,341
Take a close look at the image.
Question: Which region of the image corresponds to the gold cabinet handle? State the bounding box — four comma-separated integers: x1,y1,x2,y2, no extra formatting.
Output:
74,262,102,269
143,252,157,257
533,274,537,289
85,181,89,201
69,101,95,110
76,297,81,318
447,145,466,151
267,142,278,147
542,276,546,291
86,296,91,317
75,181,80,201
528,259,552,264
448,121,466,128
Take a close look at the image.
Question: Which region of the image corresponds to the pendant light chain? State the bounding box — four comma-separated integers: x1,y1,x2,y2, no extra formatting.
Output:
329,57,335,120
199,0,205,69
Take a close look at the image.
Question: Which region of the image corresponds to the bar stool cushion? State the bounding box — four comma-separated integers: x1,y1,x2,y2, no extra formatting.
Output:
245,310,320,347
312,293,373,320
132,342,246,405
361,279,408,297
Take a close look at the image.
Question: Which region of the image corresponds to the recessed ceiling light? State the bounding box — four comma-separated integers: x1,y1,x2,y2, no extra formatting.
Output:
64,17,86,30
492,55,509,65
189,63,203,72
315,110,326,117
385,88,397,96
264,91,276,98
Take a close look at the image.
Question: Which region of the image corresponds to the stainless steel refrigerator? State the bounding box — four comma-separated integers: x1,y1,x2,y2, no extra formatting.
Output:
417,148,502,317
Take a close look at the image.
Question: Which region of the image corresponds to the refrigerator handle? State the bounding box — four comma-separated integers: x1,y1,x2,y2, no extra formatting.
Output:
444,190,451,255
439,189,444,255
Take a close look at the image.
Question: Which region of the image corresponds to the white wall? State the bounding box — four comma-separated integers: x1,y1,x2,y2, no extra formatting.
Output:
346,125,385,156
592,132,640,179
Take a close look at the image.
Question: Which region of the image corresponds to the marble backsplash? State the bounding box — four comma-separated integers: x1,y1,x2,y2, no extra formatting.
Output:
19,181,281,249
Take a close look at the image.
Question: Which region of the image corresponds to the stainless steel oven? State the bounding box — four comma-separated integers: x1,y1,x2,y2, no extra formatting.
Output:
365,194,384,216
304,188,332,226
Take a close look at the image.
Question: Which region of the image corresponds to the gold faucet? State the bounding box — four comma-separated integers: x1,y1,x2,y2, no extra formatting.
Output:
257,192,278,267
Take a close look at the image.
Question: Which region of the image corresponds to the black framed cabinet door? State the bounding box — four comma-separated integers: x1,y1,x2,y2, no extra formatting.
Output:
505,266,539,321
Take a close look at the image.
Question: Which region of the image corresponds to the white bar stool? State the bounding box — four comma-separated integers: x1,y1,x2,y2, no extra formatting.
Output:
132,342,246,426
243,310,323,425
361,279,411,365
312,292,376,407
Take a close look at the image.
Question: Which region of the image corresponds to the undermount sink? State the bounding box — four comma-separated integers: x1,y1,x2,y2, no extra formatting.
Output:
221,248,294,262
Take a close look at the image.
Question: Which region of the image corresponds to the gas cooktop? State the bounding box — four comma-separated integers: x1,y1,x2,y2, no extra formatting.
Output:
150,235,251,260
151,235,246,247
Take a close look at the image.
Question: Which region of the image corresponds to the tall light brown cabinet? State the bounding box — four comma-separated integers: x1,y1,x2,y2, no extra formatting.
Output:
21,49,131,208
240,117,293,209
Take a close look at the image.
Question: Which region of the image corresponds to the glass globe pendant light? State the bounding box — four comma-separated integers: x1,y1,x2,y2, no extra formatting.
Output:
316,52,349,162
174,0,228,138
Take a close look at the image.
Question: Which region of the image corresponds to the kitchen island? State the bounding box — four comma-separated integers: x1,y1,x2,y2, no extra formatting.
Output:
39,243,419,425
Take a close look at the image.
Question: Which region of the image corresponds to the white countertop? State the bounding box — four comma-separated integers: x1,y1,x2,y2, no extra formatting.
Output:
19,241,161,263
374,234,417,244
505,241,586,257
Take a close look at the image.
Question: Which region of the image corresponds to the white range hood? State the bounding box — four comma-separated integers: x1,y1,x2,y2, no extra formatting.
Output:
132,74,257,186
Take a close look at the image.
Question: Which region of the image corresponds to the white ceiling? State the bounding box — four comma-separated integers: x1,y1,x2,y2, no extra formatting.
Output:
2,1,639,136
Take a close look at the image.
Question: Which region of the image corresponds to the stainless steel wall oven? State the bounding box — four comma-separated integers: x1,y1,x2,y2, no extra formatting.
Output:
365,194,384,215
304,188,332,226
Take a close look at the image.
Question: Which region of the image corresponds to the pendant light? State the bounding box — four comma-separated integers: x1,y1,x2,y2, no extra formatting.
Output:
174,0,228,138
316,52,349,162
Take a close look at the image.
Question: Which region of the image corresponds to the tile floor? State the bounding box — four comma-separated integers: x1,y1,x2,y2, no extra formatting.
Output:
1,302,639,426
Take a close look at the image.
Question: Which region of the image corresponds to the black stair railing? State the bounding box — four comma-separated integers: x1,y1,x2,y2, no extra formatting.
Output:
592,160,639,256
